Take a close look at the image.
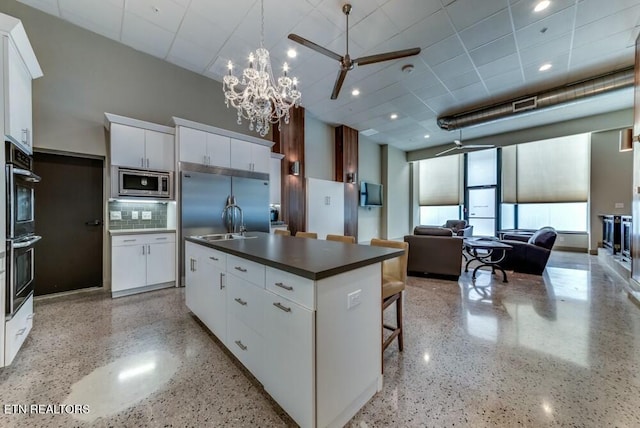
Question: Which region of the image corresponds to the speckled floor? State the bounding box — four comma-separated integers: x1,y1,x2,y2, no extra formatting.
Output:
1,251,639,427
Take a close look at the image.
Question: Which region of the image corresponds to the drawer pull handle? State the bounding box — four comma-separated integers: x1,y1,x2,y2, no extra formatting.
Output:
16,328,26,336
274,282,293,291
27,314,34,321
156,237,168,240
234,298,247,306
220,273,225,290
123,239,136,242
234,266,248,273
209,256,219,261
273,302,292,313
235,340,247,351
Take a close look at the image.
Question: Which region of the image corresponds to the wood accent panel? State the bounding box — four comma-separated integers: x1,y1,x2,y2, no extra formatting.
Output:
273,106,306,235
335,125,359,239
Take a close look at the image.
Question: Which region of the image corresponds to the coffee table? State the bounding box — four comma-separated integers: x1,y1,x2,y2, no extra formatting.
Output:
463,238,513,283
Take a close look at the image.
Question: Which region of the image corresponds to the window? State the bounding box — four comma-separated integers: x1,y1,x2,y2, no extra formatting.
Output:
419,205,461,226
518,203,588,232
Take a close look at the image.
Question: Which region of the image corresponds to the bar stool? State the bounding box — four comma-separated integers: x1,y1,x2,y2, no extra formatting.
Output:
326,234,356,244
274,229,290,236
370,239,408,354
295,232,318,239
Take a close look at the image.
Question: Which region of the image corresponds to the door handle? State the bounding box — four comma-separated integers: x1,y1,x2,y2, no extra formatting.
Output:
85,220,102,226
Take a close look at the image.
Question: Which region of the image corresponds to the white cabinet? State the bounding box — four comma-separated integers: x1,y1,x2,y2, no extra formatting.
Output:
231,138,270,173
111,233,176,297
110,123,174,171
269,156,282,205
185,242,227,342
4,293,33,365
263,289,314,427
1,18,42,156
178,127,231,168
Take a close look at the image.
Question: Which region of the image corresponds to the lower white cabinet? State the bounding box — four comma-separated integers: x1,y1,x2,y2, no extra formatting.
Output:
263,289,314,427
111,233,175,297
185,242,227,341
5,293,33,365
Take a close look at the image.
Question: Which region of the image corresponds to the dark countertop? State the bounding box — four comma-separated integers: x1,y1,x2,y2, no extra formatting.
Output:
185,232,403,280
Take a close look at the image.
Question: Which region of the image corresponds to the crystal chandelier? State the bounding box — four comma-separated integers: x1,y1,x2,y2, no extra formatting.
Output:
223,0,301,137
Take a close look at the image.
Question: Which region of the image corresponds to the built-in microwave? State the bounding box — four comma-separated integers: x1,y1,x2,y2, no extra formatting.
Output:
111,167,173,199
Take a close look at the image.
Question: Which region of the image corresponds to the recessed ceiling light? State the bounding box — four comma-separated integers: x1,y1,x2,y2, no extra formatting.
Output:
424,134,430,139
390,113,398,120
539,63,552,71
287,49,297,58
351,89,360,96
534,1,550,12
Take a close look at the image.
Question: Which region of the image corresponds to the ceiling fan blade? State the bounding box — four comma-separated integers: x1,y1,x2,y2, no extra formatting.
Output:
331,69,349,100
288,34,343,62
435,146,459,157
354,47,421,66
463,144,495,148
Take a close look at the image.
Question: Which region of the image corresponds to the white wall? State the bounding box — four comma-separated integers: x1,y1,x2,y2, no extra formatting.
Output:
304,112,334,180
381,145,411,240
358,137,382,242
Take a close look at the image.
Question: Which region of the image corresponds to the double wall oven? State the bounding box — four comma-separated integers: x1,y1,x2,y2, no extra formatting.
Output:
6,142,41,318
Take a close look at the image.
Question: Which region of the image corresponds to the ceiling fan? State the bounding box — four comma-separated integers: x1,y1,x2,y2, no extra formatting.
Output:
435,129,495,156
288,3,421,100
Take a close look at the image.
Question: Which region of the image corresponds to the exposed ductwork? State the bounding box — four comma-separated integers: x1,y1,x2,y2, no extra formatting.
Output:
437,67,634,131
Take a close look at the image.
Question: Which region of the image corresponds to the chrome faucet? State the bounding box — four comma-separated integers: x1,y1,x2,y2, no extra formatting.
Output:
222,195,245,234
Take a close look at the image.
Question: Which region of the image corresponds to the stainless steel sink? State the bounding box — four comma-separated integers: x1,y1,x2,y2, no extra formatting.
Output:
191,233,257,242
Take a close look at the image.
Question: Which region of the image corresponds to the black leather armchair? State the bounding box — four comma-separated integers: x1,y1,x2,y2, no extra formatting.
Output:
443,220,474,237
495,227,557,275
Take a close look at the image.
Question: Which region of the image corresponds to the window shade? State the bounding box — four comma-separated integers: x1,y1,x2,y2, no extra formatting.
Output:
418,155,461,206
516,134,589,203
502,145,517,203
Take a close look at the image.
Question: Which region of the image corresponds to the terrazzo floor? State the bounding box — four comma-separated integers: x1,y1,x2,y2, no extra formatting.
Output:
1,251,640,427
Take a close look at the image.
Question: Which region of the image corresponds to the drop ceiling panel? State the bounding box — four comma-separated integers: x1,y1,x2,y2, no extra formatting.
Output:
61,8,121,40
510,0,575,30
425,93,458,112
515,7,575,50
421,35,466,66
188,0,254,34
519,34,572,67
58,0,123,39
167,37,216,73
413,83,450,102
316,0,378,28
400,10,456,49
440,70,481,92
17,0,60,16
575,0,640,27
121,13,175,58
380,0,442,31
459,9,513,51
451,82,489,104
445,0,507,31
573,7,640,47
431,54,476,79
469,35,517,67
126,0,186,33
349,9,399,52
400,68,441,92
177,10,229,52
483,69,524,94
288,9,344,48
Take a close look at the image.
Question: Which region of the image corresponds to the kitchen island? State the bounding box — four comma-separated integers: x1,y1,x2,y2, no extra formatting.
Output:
184,232,403,428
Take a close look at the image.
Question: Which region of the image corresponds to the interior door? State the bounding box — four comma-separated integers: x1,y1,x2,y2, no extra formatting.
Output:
33,152,104,295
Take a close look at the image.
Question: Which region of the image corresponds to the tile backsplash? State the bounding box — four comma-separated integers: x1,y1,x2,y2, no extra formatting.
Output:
108,201,168,230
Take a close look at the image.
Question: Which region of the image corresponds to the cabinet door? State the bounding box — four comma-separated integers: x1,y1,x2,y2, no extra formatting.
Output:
251,144,271,174
145,130,174,171
269,157,281,205
111,244,146,292
110,123,146,168
145,241,175,285
185,242,203,316
206,133,231,168
230,138,253,171
179,127,208,165
263,291,314,427
6,40,33,154
199,254,227,342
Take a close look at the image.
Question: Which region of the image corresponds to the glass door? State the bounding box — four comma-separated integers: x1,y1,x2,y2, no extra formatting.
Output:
468,187,496,237
465,149,498,237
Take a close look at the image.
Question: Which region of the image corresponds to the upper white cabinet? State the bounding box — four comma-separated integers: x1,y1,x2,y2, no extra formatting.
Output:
231,138,270,173
269,154,283,205
108,121,174,171
0,14,43,155
173,117,273,174
178,126,231,168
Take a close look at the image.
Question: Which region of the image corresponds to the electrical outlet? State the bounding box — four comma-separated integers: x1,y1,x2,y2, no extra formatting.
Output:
347,289,362,310
110,211,122,220
142,211,152,220
131,211,139,220
615,203,624,209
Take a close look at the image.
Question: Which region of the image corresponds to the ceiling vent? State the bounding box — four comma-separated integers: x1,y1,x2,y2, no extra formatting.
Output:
437,67,634,131
360,128,379,136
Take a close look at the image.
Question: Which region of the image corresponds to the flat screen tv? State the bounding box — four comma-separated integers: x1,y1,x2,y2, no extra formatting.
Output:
360,181,383,207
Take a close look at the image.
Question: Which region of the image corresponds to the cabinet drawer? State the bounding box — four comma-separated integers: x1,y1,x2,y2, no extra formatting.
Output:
227,314,264,384
5,294,33,365
112,233,175,247
266,267,314,310
227,255,265,288
202,247,226,270
144,233,175,245
227,274,264,334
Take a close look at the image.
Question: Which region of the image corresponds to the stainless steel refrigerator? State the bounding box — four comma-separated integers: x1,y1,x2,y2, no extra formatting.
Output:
180,165,270,284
